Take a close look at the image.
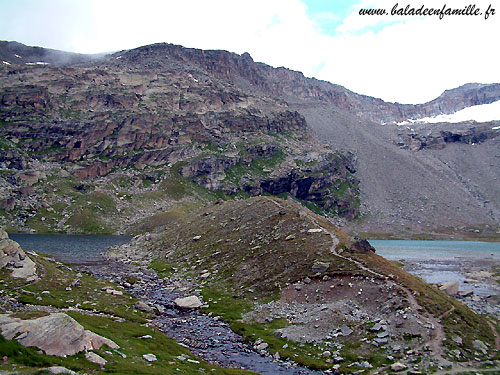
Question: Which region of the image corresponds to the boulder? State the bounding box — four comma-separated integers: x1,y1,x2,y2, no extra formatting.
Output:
0,197,15,211
174,295,203,309
391,362,407,371
458,289,474,297
48,366,78,374
312,261,330,274
473,339,488,354
134,301,154,312
439,281,459,296
349,238,375,253
143,353,157,362
0,313,119,356
0,230,38,281
85,352,107,366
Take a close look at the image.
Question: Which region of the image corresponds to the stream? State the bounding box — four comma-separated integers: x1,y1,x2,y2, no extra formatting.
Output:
79,262,323,375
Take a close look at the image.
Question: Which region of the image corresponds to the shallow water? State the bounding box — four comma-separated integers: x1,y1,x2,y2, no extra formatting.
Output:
370,240,500,296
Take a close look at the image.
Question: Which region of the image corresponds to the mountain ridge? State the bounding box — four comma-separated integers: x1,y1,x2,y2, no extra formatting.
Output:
0,40,499,238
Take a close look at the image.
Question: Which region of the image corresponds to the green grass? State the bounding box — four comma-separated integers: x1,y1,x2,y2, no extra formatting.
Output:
149,259,176,278
64,191,116,233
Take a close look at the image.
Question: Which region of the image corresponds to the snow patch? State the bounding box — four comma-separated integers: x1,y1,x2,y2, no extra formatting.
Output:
26,62,49,65
115,56,122,59
492,126,500,130
14,54,22,58
399,100,500,125
2,61,11,65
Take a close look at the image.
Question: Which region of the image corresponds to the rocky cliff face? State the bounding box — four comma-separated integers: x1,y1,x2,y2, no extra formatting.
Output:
0,42,362,233
396,121,500,151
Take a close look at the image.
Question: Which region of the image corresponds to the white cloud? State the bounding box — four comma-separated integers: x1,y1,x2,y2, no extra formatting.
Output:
318,0,500,103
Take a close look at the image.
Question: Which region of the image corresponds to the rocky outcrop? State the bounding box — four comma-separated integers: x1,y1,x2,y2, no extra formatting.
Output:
0,229,37,281
0,313,119,356
397,121,500,151
179,151,360,219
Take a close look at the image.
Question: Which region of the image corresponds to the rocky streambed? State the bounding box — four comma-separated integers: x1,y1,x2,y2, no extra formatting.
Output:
80,261,324,375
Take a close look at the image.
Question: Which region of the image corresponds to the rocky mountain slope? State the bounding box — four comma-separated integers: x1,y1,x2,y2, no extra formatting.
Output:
0,40,499,237
0,42,361,233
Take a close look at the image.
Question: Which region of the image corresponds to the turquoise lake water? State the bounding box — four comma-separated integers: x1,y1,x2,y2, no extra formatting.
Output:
370,240,500,261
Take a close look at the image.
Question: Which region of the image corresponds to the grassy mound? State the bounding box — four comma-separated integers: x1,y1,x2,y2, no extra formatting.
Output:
144,197,497,372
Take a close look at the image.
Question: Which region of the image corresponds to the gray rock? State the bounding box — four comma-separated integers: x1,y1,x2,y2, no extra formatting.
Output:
0,235,38,281
48,366,78,374
377,331,389,338
104,287,123,295
0,313,119,356
459,289,474,297
312,261,330,274
473,339,488,354
134,301,154,312
174,295,203,309
439,281,459,296
391,362,407,371
340,325,353,336
85,352,107,366
359,361,373,368
307,228,323,233
143,353,157,362
256,342,269,351
452,335,463,345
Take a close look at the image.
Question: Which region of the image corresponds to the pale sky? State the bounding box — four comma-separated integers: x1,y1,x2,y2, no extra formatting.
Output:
0,0,499,104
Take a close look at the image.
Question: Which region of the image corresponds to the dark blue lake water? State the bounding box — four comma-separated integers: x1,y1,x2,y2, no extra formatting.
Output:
9,233,131,265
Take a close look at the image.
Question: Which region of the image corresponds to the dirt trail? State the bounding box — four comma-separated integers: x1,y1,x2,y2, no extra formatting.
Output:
487,320,500,350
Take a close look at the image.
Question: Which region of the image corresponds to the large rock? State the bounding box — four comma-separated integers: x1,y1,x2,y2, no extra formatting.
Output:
391,362,407,371
0,229,38,281
174,295,203,309
311,261,330,274
349,238,375,253
0,313,119,356
48,366,78,375
85,351,107,365
440,281,459,296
